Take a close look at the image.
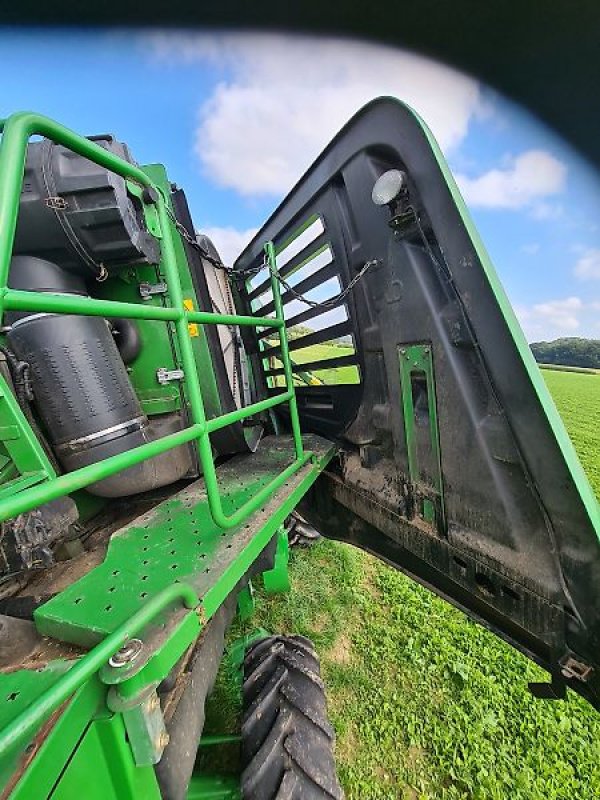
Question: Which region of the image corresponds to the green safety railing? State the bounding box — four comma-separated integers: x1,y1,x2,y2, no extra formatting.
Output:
0,112,309,528
0,584,199,759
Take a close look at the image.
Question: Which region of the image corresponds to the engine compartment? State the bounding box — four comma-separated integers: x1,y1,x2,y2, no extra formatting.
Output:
0,135,261,583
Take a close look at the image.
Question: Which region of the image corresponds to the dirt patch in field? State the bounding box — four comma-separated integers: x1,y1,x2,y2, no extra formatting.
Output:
335,722,359,762
328,633,352,665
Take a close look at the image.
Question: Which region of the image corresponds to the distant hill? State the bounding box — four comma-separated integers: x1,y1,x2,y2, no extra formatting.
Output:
530,337,600,369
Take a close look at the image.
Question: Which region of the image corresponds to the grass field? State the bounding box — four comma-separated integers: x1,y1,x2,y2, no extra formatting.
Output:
290,342,359,384
542,370,600,496
205,369,600,799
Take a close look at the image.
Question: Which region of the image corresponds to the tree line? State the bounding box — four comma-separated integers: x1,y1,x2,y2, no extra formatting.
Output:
530,337,600,369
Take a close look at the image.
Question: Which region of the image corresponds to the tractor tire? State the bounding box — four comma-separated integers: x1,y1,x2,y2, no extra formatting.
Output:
241,635,344,800
286,512,322,549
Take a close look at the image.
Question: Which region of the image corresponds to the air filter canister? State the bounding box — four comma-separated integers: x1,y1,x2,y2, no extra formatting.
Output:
6,255,192,496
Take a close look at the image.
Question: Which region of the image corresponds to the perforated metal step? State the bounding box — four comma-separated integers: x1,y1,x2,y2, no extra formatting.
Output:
35,435,334,647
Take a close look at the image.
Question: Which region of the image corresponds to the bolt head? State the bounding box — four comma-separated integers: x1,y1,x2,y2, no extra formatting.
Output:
108,638,144,668
158,731,170,749
147,694,160,712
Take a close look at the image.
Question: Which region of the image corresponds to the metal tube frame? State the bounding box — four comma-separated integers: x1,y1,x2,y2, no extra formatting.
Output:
0,583,198,759
0,112,309,528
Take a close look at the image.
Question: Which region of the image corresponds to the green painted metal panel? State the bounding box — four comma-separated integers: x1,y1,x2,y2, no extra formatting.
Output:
236,582,255,621
144,163,224,425
35,435,334,647
0,663,72,736
7,678,103,800
0,372,54,485
51,716,161,800
398,343,445,532
93,270,184,418
262,526,291,593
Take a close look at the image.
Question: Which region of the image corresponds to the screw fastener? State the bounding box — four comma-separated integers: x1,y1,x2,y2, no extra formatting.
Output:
158,731,170,749
108,638,144,668
147,694,160,712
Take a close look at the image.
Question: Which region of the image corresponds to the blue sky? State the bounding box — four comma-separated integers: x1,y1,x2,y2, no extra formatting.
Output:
1,28,599,341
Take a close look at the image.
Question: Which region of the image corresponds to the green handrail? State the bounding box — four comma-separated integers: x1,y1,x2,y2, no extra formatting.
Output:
0,111,308,529
0,583,198,759
2,288,282,330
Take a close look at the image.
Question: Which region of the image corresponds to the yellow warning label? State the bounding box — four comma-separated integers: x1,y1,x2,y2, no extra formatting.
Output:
183,298,199,337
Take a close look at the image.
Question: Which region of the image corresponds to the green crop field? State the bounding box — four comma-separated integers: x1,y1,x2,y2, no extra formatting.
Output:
269,342,360,385
542,370,600,496
206,369,600,799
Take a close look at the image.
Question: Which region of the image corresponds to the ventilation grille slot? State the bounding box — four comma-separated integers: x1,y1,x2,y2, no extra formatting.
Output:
247,214,361,387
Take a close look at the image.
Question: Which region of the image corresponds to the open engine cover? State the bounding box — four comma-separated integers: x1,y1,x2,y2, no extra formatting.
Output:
236,98,600,708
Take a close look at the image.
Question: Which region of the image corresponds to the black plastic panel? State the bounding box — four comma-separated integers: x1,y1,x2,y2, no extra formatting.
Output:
237,98,600,709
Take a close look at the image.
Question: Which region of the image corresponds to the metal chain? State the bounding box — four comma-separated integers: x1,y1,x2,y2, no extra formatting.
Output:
164,204,379,309
270,257,380,310
164,205,231,271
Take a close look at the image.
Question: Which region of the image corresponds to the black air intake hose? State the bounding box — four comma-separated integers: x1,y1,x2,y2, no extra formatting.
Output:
6,255,193,497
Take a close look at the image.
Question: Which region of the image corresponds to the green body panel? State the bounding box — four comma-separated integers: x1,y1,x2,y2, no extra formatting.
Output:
0,372,55,489
398,343,445,532
236,582,255,621
0,662,72,736
143,163,223,423
93,268,183,417
6,678,103,800
262,526,291,593
51,716,161,800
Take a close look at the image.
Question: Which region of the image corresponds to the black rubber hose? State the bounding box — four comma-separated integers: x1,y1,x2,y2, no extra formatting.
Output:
110,319,142,365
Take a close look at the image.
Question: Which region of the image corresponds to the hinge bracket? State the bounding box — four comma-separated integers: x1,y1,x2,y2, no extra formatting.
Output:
560,654,593,682
156,367,184,385
140,282,168,300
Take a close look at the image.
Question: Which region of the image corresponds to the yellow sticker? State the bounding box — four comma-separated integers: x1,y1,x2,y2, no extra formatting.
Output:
183,298,199,337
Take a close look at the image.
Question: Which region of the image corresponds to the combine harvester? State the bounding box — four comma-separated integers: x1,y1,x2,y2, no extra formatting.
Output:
0,98,598,799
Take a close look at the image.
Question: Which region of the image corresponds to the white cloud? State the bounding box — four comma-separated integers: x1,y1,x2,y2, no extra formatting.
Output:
199,225,258,266
574,247,600,280
147,33,483,197
455,150,567,210
513,295,600,339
